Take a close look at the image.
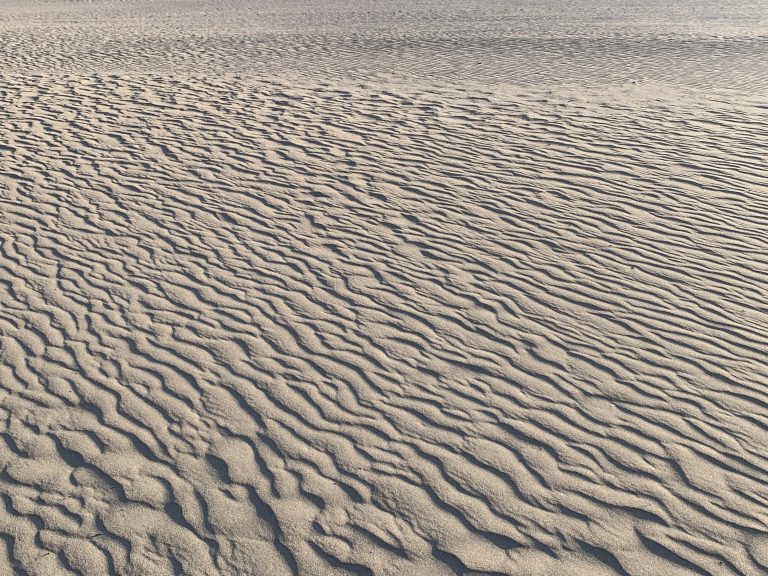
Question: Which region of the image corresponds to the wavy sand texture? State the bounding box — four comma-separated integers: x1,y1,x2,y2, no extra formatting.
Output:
2,0,768,91
1,1,767,576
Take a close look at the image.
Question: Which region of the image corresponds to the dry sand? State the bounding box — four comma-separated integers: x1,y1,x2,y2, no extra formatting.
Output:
1,1,767,575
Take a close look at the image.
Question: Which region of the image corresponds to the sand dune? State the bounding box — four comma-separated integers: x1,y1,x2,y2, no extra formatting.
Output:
1,1,767,575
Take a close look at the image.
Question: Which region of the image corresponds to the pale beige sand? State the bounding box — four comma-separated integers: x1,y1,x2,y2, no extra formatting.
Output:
1,1,767,575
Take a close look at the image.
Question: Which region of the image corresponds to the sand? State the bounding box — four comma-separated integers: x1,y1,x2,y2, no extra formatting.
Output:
0,1,767,575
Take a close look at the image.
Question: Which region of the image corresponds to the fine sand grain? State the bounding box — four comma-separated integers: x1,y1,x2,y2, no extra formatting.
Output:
1,1,767,575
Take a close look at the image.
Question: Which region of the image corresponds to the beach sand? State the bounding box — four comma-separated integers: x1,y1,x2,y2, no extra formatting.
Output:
0,1,767,574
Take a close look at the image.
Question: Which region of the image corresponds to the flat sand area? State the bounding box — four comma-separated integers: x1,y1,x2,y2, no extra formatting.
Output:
1,1,767,575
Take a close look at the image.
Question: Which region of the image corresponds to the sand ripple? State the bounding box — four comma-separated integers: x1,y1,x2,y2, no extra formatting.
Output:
0,74,766,574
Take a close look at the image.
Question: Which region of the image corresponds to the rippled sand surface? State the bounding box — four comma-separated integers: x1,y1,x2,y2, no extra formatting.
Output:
1,1,767,575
